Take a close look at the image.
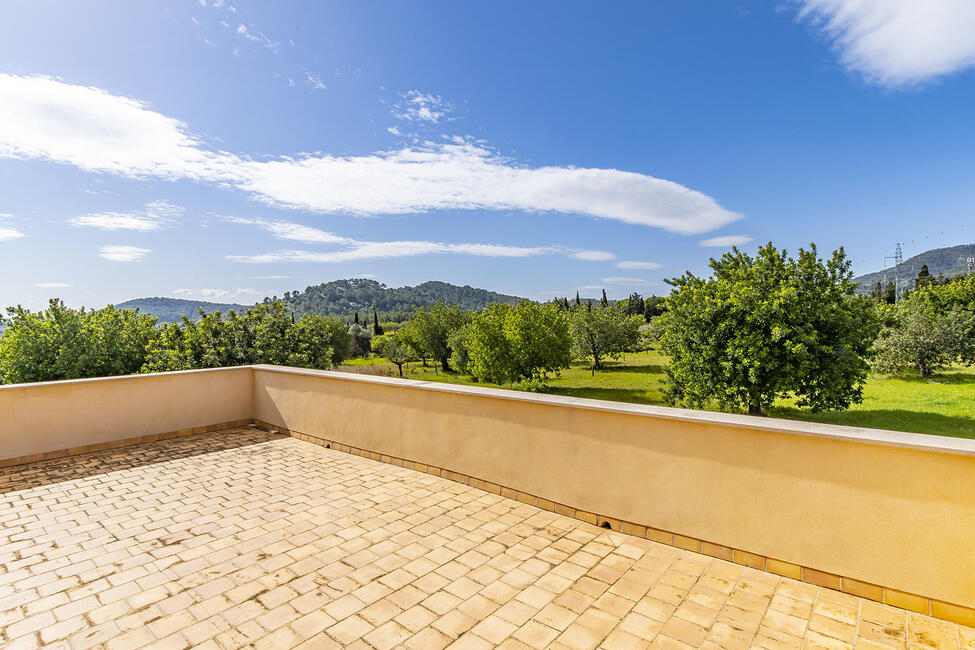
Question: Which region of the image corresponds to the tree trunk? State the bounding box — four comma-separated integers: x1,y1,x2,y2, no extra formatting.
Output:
396,363,403,377
441,357,450,372
919,362,932,378
748,403,763,416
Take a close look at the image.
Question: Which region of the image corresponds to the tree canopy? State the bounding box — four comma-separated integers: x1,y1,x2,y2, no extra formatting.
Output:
658,243,878,414
0,299,157,384
466,301,572,387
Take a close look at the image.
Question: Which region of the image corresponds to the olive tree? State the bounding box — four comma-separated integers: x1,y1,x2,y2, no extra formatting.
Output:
569,304,642,371
404,303,471,372
658,243,878,415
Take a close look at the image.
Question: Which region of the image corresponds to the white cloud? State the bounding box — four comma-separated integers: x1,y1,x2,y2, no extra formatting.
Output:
98,245,150,262
201,287,258,300
234,218,352,244
569,250,616,262
615,260,662,270
67,200,182,231
305,72,326,90
392,90,451,123
69,212,161,231
248,275,290,280
0,74,740,235
0,226,24,241
234,25,278,52
237,143,738,233
699,234,753,247
601,276,652,286
34,282,71,288
173,288,193,296
799,0,975,86
386,126,402,136
228,241,551,264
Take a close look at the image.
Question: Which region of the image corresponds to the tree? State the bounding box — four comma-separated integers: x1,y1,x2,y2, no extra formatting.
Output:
882,281,896,304
915,264,933,290
575,291,581,307
142,302,347,372
405,303,471,371
377,333,413,377
643,295,667,321
372,308,384,335
347,322,372,357
396,322,428,367
873,302,975,377
601,289,609,307
626,292,644,317
354,311,360,325
658,243,878,415
466,301,572,387
569,304,642,371
0,299,156,384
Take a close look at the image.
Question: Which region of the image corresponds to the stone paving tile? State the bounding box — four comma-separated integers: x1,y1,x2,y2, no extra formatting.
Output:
0,427,972,649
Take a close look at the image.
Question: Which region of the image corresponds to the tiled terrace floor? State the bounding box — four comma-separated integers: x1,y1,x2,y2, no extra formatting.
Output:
1,429,972,650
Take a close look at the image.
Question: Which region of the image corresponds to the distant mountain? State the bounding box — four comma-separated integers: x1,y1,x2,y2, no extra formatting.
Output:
854,243,975,293
116,297,251,323
280,278,522,316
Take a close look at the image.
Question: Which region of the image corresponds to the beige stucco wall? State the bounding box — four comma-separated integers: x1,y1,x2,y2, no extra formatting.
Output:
252,365,975,609
0,367,253,460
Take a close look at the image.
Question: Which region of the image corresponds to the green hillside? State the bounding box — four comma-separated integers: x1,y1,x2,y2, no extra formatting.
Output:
115,297,251,323
854,243,975,293
279,278,522,316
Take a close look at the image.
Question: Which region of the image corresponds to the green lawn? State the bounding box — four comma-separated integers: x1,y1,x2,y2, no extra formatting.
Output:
340,351,975,439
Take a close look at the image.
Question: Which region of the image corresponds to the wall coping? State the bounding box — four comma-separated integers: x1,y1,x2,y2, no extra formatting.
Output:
0,365,248,393
251,364,975,458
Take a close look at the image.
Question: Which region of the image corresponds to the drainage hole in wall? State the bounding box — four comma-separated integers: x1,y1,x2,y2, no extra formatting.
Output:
600,521,612,530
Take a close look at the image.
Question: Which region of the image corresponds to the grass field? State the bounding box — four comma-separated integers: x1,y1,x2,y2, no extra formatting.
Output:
341,351,975,439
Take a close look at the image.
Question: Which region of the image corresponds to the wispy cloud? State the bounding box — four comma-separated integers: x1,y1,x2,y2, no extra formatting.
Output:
228,241,552,264
392,90,452,123
615,260,662,270
0,226,24,241
699,234,753,247
305,72,326,90
98,245,150,262
34,282,71,288
68,201,182,231
248,275,290,280
226,218,626,266
799,0,975,86
569,250,616,262
601,276,653,286
201,287,258,300
173,288,193,296
0,74,740,235
224,217,351,244
235,24,278,52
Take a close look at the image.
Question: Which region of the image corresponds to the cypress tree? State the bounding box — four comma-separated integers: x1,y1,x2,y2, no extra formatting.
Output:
354,311,360,325
575,291,581,306
601,289,609,307
373,308,384,335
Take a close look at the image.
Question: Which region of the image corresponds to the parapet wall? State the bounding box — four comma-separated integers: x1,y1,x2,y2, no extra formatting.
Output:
252,365,975,623
1,365,972,625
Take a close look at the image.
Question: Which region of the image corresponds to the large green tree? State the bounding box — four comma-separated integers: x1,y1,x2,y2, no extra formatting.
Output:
658,243,878,415
466,301,572,387
0,299,157,384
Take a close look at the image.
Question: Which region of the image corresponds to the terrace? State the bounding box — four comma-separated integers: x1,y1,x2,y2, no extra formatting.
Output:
1,366,974,649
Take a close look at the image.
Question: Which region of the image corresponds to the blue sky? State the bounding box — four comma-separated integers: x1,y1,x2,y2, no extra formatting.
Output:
2,1,974,308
